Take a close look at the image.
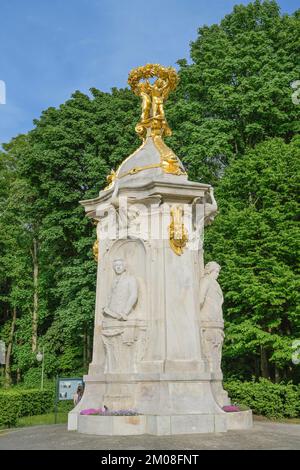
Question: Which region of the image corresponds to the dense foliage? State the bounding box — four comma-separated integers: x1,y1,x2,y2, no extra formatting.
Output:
0,1,299,388
206,137,300,382
0,388,53,427
224,379,300,418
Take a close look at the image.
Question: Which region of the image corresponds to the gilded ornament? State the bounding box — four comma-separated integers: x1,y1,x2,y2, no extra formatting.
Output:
93,239,99,262
102,64,186,189
127,64,186,176
92,220,99,262
104,169,116,191
128,63,178,140
169,206,188,256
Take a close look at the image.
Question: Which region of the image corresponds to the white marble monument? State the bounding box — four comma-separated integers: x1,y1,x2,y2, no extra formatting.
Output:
68,64,252,435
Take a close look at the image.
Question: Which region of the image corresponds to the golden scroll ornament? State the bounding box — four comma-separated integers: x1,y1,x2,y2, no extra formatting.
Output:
169,206,188,256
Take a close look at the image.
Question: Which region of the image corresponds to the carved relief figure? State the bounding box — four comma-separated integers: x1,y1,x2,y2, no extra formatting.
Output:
101,258,146,374
103,259,138,320
200,262,223,323
200,262,224,374
204,187,218,226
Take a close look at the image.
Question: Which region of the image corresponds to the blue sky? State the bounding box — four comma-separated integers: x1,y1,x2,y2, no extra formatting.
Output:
0,0,298,145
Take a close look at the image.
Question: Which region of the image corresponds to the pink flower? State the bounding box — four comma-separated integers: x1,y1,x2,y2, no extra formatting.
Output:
79,407,139,416
222,405,240,412
80,408,101,415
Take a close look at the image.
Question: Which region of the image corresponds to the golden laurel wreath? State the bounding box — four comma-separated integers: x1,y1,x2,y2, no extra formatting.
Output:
128,63,179,95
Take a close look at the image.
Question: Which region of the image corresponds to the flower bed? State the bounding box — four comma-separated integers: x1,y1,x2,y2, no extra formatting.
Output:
80,408,139,416
222,405,240,412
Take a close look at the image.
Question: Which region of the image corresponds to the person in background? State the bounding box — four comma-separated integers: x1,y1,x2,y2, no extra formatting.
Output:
73,384,84,405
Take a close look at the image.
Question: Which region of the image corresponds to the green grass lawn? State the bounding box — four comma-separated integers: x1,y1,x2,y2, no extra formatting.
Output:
16,411,68,427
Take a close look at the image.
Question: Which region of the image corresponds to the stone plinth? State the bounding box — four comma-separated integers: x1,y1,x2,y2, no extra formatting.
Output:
71,410,252,435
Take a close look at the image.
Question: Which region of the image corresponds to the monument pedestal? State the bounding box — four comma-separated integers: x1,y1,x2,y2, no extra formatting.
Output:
69,370,252,434
75,410,253,436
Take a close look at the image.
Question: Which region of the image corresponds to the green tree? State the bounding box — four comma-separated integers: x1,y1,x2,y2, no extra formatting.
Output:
16,88,139,376
205,137,300,382
0,136,37,384
1,0,299,386
167,0,300,183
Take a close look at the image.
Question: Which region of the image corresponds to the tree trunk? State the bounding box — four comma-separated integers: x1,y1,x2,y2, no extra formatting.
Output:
82,328,86,371
4,307,17,387
260,346,270,379
31,238,39,352
254,357,260,380
274,366,281,383
87,331,91,363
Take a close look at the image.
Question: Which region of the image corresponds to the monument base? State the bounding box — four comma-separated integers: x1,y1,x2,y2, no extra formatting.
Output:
69,411,252,436
67,372,252,435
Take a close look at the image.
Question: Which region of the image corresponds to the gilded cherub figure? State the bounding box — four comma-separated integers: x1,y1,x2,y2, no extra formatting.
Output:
137,80,152,123
151,78,169,120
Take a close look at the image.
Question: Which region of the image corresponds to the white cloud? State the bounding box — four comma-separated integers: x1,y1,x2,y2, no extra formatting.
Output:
0,81,6,105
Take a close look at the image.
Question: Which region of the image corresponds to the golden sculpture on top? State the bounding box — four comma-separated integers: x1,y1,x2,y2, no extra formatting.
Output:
128,64,185,176
128,64,178,139
103,64,185,190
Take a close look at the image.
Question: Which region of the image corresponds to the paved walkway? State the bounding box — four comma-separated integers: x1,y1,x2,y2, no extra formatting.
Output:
0,419,299,450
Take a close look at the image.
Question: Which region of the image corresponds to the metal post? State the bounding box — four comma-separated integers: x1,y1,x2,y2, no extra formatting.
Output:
41,346,45,391
54,375,59,424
